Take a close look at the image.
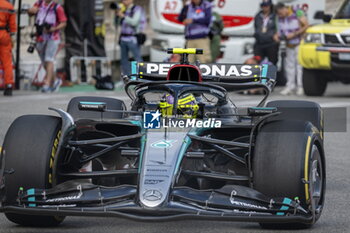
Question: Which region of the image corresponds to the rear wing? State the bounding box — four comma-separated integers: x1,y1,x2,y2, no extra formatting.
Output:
130,61,277,84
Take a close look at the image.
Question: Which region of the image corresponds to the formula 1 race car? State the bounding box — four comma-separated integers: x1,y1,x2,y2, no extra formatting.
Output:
0,49,325,229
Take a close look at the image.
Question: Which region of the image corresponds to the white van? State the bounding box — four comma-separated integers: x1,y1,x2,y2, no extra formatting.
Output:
150,0,325,63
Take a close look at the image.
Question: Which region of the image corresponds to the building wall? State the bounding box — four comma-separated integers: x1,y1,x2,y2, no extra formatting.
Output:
326,0,345,14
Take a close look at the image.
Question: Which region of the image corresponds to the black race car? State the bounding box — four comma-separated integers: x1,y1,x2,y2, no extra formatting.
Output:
0,49,325,229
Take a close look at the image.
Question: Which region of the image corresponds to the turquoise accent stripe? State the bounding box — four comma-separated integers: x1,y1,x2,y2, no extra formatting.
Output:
276,198,292,216
80,102,105,105
261,64,268,77
131,61,138,80
27,189,36,207
138,134,147,173
129,120,142,126
129,120,146,173
175,127,206,173
175,136,192,173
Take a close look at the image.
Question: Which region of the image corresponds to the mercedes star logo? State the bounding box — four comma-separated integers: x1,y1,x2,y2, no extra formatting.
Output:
143,190,163,201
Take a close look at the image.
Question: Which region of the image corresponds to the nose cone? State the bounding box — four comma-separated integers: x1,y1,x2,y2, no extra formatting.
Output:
138,128,190,208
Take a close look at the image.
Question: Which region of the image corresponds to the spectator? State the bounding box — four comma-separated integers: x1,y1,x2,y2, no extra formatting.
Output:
179,0,212,63
117,0,145,76
0,0,16,96
275,3,309,95
254,0,278,65
28,0,67,93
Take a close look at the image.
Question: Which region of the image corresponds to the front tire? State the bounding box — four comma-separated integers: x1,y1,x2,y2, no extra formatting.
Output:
302,69,328,96
2,115,65,227
266,100,323,137
253,120,325,229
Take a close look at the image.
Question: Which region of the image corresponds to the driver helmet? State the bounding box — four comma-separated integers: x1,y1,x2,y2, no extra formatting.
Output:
160,93,199,118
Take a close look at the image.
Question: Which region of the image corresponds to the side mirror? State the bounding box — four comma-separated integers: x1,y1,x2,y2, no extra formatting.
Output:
314,11,325,20
323,14,333,23
110,2,118,10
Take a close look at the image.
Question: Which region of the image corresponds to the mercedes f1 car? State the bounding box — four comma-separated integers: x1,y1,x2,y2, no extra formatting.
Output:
0,48,325,229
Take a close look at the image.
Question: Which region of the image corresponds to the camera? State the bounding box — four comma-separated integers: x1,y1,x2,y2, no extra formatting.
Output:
35,23,52,37
279,35,287,58
27,33,37,53
27,21,52,53
110,2,126,12
279,34,287,41
27,41,36,53
110,2,119,10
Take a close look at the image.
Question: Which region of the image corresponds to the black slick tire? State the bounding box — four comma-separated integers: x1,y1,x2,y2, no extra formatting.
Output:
253,120,325,229
2,115,65,227
266,100,323,137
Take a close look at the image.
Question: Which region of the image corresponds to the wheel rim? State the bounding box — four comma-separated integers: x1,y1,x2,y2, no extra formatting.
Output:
309,145,325,215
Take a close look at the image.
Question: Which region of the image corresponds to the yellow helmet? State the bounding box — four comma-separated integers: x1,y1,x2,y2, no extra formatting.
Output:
160,94,199,119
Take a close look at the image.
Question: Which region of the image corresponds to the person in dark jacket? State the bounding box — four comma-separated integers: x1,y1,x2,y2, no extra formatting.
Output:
178,0,212,63
209,11,224,62
253,0,278,65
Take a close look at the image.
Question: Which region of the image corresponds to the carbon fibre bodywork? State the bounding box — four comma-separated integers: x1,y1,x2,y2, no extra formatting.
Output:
0,60,324,226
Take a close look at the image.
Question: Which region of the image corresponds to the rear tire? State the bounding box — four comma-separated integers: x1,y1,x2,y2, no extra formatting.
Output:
2,115,65,227
67,96,126,120
253,120,325,229
302,69,327,96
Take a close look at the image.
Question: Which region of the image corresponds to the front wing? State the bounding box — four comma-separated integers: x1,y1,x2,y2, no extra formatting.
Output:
1,181,312,224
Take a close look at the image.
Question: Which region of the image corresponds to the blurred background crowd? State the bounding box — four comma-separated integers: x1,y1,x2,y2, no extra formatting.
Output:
0,0,347,97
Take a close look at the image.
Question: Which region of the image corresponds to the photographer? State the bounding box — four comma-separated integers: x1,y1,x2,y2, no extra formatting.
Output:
28,0,67,93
